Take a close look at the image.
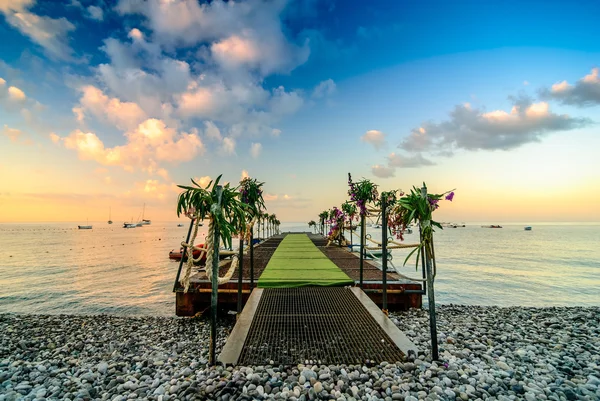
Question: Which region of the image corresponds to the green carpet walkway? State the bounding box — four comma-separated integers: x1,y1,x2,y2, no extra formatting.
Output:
258,234,354,288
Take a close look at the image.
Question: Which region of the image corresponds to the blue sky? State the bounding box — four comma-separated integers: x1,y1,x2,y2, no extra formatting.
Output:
1,0,599,222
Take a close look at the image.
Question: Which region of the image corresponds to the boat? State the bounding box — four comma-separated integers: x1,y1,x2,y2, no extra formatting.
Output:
108,207,113,224
78,225,92,229
524,226,532,231
169,244,207,263
406,227,413,234
481,225,503,228
138,204,151,225
372,224,382,229
123,222,136,228
177,223,185,227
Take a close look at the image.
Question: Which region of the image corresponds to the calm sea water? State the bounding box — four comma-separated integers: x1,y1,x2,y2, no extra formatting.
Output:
0,222,598,315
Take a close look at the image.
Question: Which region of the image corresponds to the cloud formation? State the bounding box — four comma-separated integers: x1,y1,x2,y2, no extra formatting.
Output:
388,152,435,168
0,0,75,60
312,79,336,98
116,0,309,74
2,125,23,142
87,5,103,21
361,130,386,150
57,118,204,173
400,97,590,153
371,164,395,178
541,68,600,107
76,85,147,130
250,142,262,158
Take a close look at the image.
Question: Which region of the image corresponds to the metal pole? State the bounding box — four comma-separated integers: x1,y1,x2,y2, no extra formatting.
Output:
237,236,243,314
349,219,353,251
359,214,365,289
173,218,195,292
209,185,223,366
250,227,254,290
381,195,388,313
421,184,439,361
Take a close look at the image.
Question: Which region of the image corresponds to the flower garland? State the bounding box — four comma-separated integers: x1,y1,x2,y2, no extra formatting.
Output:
347,173,379,216
391,184,455,268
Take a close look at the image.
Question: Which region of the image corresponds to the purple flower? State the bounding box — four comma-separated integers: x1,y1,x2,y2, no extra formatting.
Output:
445,191,455,202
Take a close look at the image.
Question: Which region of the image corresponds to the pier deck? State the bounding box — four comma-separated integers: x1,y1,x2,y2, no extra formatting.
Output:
174,233,422,316
219,287,417,365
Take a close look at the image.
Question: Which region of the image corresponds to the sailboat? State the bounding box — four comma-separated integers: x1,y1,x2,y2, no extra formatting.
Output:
139,203,151,225
78,218,92,229
108,207,113,224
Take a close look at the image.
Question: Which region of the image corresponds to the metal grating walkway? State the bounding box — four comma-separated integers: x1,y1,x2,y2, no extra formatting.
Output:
236,287,407,365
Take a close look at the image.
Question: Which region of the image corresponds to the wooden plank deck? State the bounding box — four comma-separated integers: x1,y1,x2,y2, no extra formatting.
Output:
174,233,423,316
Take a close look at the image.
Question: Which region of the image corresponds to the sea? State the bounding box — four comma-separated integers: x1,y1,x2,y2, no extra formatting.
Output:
0,222,598,316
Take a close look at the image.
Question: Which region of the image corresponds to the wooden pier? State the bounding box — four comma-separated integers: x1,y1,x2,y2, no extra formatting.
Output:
174,233,422,316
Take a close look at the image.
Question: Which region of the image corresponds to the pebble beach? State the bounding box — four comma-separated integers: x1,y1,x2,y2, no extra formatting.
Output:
1,305,599,401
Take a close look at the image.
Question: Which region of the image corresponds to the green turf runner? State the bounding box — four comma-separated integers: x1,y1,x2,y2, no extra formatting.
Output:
258,234,354,288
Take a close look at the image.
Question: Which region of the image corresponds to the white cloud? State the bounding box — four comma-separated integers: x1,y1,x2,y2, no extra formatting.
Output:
128,28,143,41
76,85,147,130
8,86,26,101
87,5,103,21
371,164,395,178
312,79,336,98
204,121,222,141
241,170,249,179
116,0,309,75
222,137,236,154
250,142,262,158
542,68,600,106
0,0,75,60
2,125,23,142
58,118,204,172
193,175,212,188
387,152,435,168
400,96,591,152
49,132,60,143
271,128,281,137
361,130,386,150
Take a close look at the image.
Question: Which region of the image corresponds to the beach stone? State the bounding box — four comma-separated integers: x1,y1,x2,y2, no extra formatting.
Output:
314,382,323,393
496,361,510,371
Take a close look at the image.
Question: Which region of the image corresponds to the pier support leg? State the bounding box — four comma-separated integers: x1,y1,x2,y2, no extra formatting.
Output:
359,215,365,289
421,184,439,361
250,228,254,290
237,236,243,315
209,186,223,366
381,195,388,314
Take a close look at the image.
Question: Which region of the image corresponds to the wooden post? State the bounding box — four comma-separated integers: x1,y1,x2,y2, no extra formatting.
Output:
237,236,243,314
250,227,254,290
209,185,223,366
359,214,365,289
421,184,439,361
173,218,195,292
381,195,388,313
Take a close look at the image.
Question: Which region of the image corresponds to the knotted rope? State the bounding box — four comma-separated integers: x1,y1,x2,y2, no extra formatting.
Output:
180,216,240,292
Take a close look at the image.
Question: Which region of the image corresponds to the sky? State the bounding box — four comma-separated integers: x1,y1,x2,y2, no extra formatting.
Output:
1,0,599,223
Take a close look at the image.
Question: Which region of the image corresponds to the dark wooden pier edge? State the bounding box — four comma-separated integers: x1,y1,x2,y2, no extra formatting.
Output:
174,232,422,316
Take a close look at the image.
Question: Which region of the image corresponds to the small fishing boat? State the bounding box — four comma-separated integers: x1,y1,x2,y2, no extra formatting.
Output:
481,225,503,228
372,224,382,229
177,223,185,227
78,225,92,229
123,222,136,228
524,226,532,231
169,244,207,263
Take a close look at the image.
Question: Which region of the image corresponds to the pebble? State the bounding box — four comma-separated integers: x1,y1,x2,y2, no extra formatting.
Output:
0,306,597,401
